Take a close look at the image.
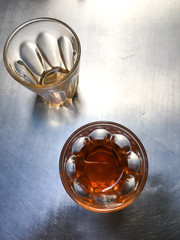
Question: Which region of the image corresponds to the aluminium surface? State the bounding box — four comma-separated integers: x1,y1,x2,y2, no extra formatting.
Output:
0,0,179,239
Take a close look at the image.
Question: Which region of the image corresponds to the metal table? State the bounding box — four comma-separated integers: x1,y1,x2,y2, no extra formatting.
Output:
0,0,179,239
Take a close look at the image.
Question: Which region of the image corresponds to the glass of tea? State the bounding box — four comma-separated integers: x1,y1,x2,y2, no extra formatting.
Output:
3,18,81,107
59,121,148,213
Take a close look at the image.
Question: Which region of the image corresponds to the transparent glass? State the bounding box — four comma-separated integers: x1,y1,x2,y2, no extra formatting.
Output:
3,18,81,106
59,121,148,213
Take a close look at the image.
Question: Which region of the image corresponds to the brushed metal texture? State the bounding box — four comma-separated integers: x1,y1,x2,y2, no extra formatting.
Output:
0,0,179,239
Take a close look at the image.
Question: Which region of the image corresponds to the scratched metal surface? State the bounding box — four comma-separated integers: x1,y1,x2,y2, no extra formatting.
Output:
0,0,180,239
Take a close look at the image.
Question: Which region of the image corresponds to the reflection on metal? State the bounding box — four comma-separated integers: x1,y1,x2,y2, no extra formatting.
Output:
0,0,179,239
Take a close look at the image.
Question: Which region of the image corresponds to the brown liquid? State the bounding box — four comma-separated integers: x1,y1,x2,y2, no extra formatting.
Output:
84,146,120,189
39,67,69,85
66,130,141,205
62,125,147,211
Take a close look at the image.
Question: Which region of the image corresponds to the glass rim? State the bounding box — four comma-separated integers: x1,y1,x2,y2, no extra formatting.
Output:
59,121,149,213
3,17,81,89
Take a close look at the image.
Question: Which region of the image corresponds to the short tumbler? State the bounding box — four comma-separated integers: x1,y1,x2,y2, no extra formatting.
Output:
59,121,148,213
3,18,81,106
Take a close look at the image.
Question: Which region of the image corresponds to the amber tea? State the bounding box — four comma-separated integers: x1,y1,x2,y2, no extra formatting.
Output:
60,122,148,212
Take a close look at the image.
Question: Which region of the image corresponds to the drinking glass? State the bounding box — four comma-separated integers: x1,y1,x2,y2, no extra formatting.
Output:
59,121,148,213
3,18,81,106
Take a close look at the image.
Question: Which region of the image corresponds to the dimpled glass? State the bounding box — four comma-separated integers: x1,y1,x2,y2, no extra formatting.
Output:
59,121,148,213
3,18,81,106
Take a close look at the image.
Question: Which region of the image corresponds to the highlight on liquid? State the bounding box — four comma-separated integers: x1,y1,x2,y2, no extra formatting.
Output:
59,121,148,213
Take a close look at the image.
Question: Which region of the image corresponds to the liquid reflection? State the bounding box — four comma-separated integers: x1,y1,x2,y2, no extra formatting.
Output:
32,90,82,127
